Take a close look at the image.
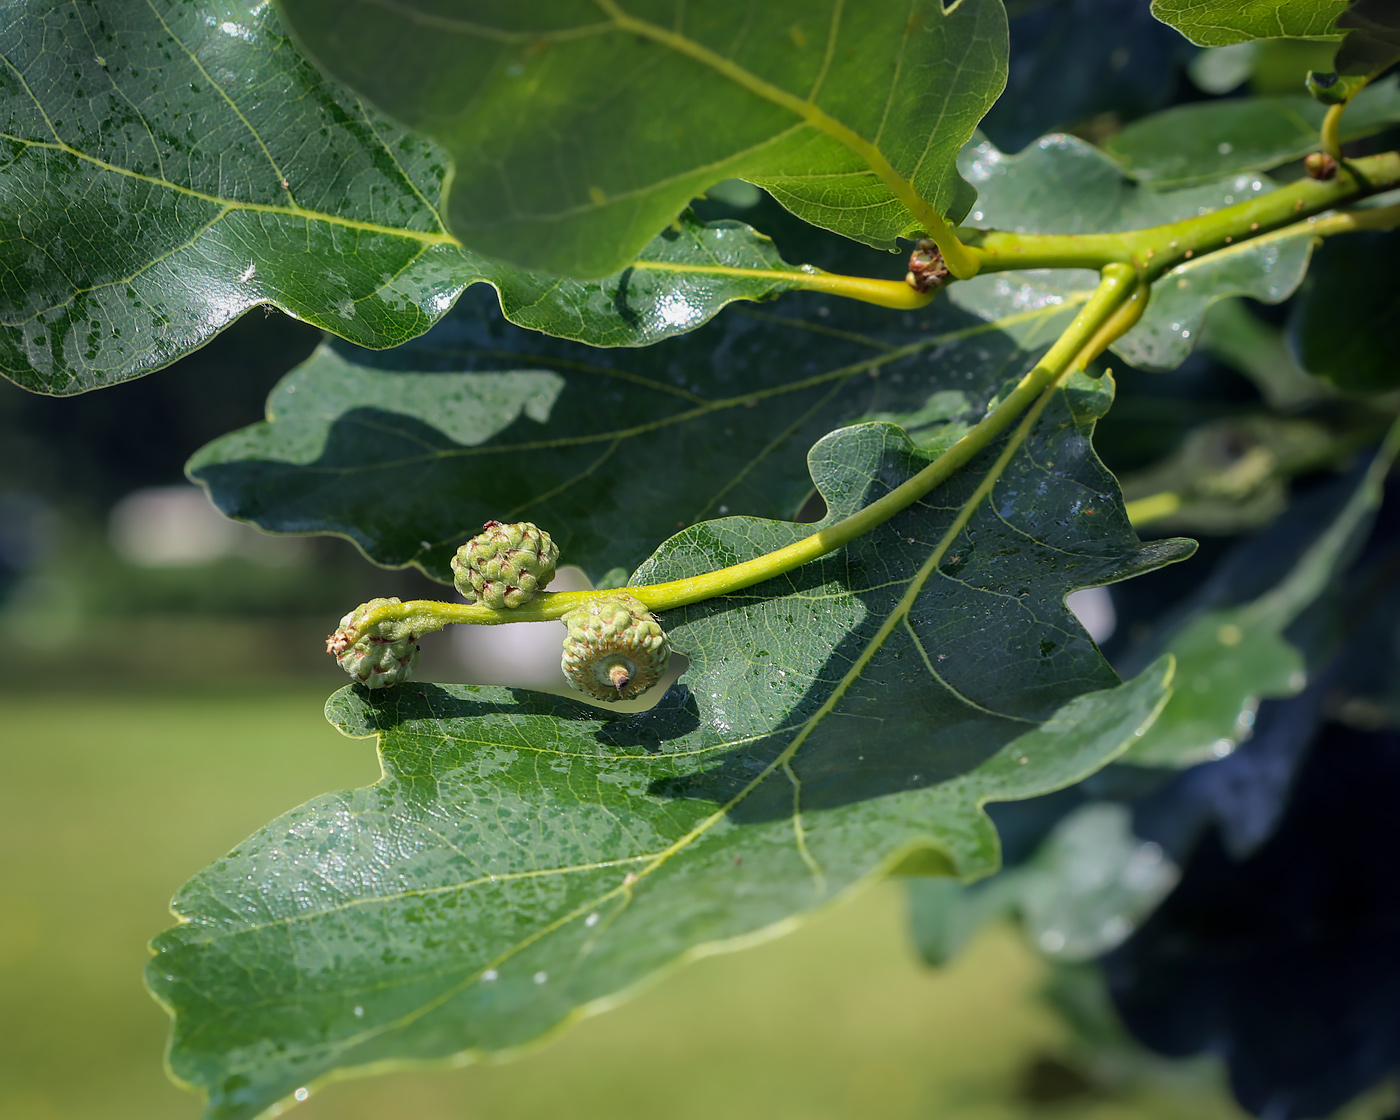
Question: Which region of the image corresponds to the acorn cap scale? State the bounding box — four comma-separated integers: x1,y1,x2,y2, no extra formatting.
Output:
326,597,420,688
451,520,559,609
560,593,670,702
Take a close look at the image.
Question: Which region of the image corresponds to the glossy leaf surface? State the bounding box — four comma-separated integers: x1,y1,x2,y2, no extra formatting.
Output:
277,0,1009,276
188,285,1072,583
154,398,1188,1118
0,0,456,392
1104,78,1400,188
0,1,873,393
952,136,1318,370
1149,0,1347,46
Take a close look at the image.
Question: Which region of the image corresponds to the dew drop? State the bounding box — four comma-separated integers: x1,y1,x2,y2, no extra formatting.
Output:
481,969,498,982
294,1088,309,1103
533,971,548,984
352,1005,364,1018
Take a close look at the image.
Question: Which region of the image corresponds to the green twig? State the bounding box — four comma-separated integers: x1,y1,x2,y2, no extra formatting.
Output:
632,261,939,311
958,150,1400,279
355,264,1140,638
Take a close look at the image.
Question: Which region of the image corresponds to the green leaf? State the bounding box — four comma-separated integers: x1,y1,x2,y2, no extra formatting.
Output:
1104,78,1400,188
1149,0,1348,46
1289,229,1400,394
951,136,1318,371
276,0,1009,277
497,210,836,346
0,3,885,395
0,0,458,393
910,803,1181,966
1334,0,1400,79
151,399,1188,1119
187,286,1075,582
1124,421,1400,766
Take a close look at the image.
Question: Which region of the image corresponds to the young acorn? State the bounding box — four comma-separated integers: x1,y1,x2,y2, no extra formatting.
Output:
560,593,670,702
326,597,420,688
452,520,558,609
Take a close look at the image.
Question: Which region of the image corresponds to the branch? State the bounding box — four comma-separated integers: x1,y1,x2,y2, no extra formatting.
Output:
352,264,1140,639
958,150,1400,278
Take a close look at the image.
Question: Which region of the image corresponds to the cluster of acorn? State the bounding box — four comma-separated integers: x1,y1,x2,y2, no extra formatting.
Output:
326,520,671,703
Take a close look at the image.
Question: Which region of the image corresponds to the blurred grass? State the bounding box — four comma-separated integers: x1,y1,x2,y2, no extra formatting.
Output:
0,688,1248,1120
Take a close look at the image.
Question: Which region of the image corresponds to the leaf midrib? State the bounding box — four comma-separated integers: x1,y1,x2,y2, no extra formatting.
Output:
0,133,460,247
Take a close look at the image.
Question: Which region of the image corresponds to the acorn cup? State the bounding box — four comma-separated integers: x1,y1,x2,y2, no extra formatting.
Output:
560,594,671,702
326,597,420,689
451,520,559,609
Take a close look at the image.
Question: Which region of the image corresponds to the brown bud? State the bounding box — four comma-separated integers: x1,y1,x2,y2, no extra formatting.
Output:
905,237,949,294
1304,152,1338,180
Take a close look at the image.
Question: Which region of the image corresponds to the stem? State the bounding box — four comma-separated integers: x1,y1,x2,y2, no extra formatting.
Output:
637,151,1398,320
356,264,1139,639
959,150,1400,278
1321,103,1345,160
1125,492,1184,527
632,261,938,311
1304,201,1400,235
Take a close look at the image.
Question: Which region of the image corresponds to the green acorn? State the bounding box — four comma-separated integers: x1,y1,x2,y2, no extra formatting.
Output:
451,520,559,609
560,594,670,702
326,597,420,689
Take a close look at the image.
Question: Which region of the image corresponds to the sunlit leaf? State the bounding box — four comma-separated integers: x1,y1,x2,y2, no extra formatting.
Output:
152,393,1188,1119
1149,0,1347,46
950,135,1318,371
0,2,886,393
1104,77,1400,188
277,0,1009,276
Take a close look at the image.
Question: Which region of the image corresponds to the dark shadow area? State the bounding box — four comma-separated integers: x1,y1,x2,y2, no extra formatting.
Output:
193,283,1004,584
610,265,644,329
984,0,1197,153
1105,722,1400,1120
0,310,320,512
592,683,702,751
